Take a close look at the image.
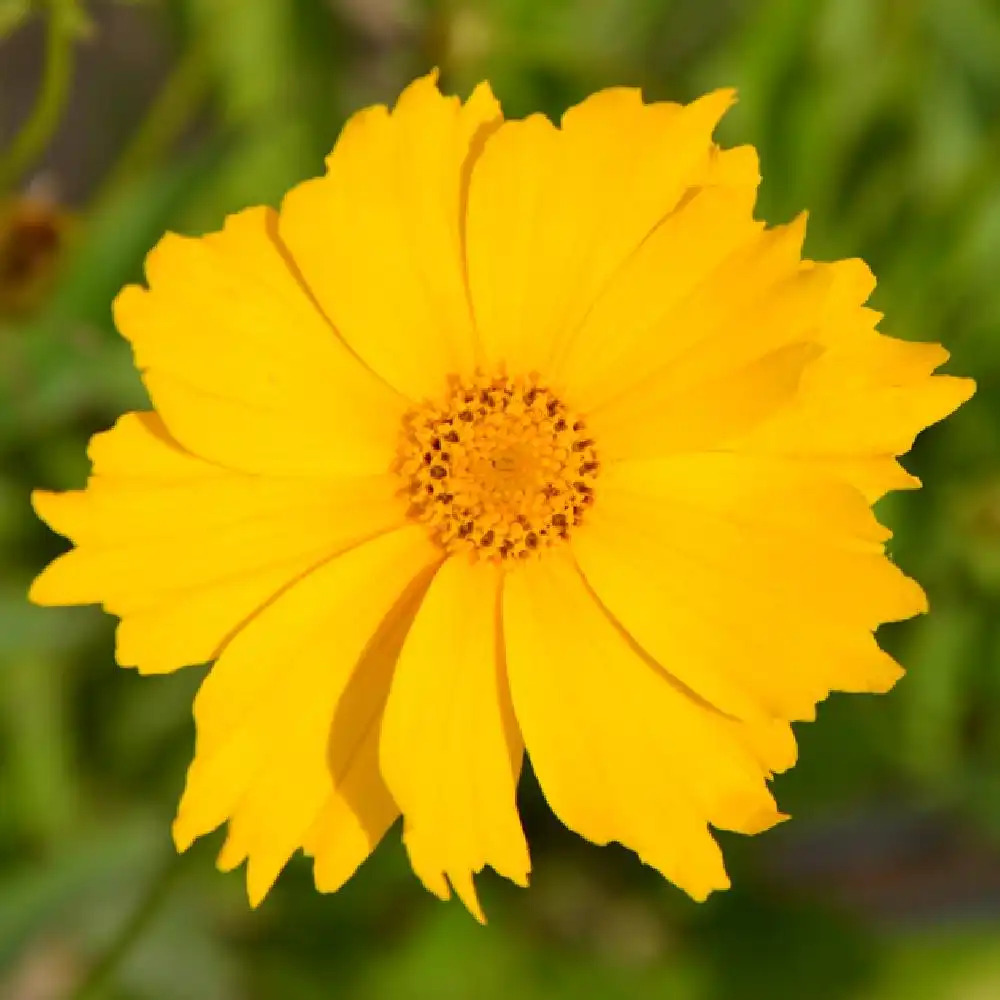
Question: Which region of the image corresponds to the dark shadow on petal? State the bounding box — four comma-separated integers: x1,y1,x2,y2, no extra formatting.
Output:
324,559,441,844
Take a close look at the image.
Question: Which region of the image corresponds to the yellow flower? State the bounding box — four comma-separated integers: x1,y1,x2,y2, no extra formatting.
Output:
29,73,973,921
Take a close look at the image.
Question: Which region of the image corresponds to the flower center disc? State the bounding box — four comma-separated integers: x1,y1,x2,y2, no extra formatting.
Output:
397,374,601,561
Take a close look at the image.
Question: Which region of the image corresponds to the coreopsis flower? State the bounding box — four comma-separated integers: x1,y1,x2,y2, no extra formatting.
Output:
30,73,973,921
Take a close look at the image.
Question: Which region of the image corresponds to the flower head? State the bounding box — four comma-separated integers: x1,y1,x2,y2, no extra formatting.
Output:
30,72,973,921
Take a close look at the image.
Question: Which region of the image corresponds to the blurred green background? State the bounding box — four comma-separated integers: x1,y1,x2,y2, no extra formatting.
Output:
2,0,1000,997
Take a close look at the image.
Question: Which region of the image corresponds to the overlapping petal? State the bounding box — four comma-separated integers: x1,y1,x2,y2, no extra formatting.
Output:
465,87,740,377
280,72,501,401
30,412,408,674
114,205,405,478
552,147,763,399
573,454,925,722
734,259,975,499
503,552,787,901
380,557,529,922
578,218,837,457
173,526,439,905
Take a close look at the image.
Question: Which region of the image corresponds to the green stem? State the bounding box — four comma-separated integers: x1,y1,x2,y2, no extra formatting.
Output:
70,851,185,1000
0,1,77,194
93,38,212,206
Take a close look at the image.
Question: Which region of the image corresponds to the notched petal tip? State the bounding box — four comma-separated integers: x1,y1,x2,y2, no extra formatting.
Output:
696,86,738,113
27,550,94,607
113,620,183,674
395,67,499,121
171,814,197,854
744,718,799,776
463,80,503,135
788,209,809,243
26,565,59,607
750,210,809,267
865,658,905,694
111,282,150,347
829,256,878,305
682,87,739,140
684,868,731,903
418,868,453,904
211,205,278,251
704,143,761,189
948,374,977,408
247,856,281,909
735,802,788,837
559,85,645,129
29,489,72,538
509,865,530,890
216,831,246,873
394,68,444,109
210,827,281,910
450,871,488,925
414,65,442,89
900,575,930,619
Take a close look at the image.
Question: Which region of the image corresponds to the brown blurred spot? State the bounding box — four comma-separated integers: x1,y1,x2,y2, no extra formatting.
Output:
763,806,1000,926
0,934,79,1000
0,196,70,318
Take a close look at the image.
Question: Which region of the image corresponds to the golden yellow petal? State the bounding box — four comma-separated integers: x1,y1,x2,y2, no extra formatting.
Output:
734,258,975,499
590,341,820,460
172,526,438,906
585,220,854,458
294,575,435,895
287,566,431,896
29,413,407,674
379,556,529,923
465,88,737,377
814,457,921,502
503,552,785,902
114,206,403,476
574,454,923,722
278,72,501,400
554,154,761,399
303,790,399,896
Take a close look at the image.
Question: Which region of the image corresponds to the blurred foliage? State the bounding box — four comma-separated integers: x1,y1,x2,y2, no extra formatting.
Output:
1,0,1000,997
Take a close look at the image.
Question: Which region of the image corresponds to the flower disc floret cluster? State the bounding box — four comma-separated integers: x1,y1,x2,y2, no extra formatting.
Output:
398,374,599,561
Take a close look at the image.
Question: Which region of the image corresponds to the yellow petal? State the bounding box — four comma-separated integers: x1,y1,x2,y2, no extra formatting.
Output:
114,206,403,476
584,222,845,459
554,153,761,400
590,340,820,460
29,413,407,674
301,571,433,894
574,454,924,721
735,259,975,500
379,556,529,923
303,789,399,896
171,526,439,905
465,88,737,376
503,552,785,902
279,72,501,400
555,212,807,426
